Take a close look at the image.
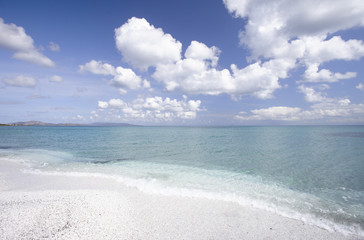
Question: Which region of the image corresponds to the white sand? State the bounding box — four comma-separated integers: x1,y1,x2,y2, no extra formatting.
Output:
0,160,360,240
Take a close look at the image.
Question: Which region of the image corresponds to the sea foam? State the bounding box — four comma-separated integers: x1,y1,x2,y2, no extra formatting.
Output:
19,160,364,238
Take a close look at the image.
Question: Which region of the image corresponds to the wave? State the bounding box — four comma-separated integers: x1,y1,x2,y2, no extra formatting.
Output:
1,147,363,237
22,165,364,237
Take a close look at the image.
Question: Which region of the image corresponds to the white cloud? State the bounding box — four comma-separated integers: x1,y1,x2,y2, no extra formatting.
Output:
231,58,295,99
357,83,364,90
12,50,55,67
303,36,364,64
112,3,364,99
112,18,296,99
298,83,354,107
50,75,63,83
79,60,149,92
96,96,202,122
153,40,295,99
297,84,362,119
224,0,364,56
79,60,115,75
98,101,109,109
2,75,36,87
153,57,229,95
0,18,33,51
236,98,364,122
142,79,151,89
299,100,364,121
108,98,125,108
48,41,60,52
298,85,326,103
111,66,144,90
223,0,364,83
0,18,55,67
115,17,182,71
85,8,364,103
235,106,302,121
185,40,220,67
234,52,364,122
301,64,357,83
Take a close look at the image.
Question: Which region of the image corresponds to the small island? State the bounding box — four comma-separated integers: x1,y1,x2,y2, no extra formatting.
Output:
0,121,137,127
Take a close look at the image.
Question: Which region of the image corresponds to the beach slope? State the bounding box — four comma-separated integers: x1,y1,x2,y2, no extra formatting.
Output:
0,160,359,240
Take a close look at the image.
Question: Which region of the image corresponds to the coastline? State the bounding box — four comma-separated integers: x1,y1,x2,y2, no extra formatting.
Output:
0,159,360,240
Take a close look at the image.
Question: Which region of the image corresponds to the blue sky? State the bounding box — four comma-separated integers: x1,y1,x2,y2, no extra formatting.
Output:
1,0,364,125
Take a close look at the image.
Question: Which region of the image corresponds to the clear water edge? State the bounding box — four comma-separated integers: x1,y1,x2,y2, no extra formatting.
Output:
0,126,363,236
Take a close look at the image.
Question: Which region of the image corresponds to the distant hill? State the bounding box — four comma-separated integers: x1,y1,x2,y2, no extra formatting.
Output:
1,121,138,127
7,121,83,126
88,122,137,127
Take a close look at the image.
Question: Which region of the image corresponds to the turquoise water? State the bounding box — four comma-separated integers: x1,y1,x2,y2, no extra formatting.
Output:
0,126,363,236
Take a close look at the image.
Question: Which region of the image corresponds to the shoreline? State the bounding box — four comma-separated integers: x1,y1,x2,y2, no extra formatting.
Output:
0,159,360,239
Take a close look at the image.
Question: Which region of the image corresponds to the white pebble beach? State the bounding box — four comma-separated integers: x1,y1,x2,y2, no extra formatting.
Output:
0,159,360,240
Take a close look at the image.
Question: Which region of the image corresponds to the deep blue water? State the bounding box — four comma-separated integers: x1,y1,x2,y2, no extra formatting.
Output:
0,126,363,236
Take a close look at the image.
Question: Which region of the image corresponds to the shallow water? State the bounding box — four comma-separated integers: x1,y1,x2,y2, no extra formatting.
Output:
0,126,363,236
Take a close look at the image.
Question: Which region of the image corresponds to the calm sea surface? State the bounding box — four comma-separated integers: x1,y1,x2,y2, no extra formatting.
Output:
0,126,363,236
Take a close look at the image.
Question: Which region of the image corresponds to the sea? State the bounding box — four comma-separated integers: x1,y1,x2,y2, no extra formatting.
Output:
0,125,363,236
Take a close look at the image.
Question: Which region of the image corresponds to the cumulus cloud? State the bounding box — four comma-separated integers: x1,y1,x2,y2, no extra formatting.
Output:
115,17,182,71
236,101,364,122
83,5,364,108
298,99,364,122
185,40,221,67
298,83,353,107
231,58,295,99
236,91,364,122
2,75,36,87
153,41,294,99
113,17,296,99
302,64,357,83
297,84,359,116
223,0,364,123
303,36,364,64
111,66,146,90
50,75,63,83
108,98,125,108
98,101,109,109
236,106,302,121
79,60,115,75
224,0,364,57
79,60,150,92
153,56,230,95
95,95,202,122
223,0,364,83
298,85,327,103
0,18,55,67
130,2,364,98
0,18,33,51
